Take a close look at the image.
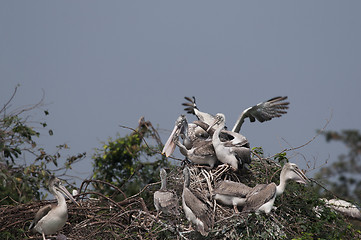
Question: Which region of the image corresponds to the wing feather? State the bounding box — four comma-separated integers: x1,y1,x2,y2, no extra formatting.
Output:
232,96,289,133
213,180,252,197
29,204,53,230
243,183,276,212
183,188,212,233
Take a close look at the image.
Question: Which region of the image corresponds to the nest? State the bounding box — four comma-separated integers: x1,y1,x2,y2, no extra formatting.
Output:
1,159,360,240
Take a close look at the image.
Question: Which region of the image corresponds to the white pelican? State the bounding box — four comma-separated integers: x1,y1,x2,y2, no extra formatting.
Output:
29,177,79,240
208,113,251,170
182,96,289,133
182,167,213,236
242,163,309,214
321,198,361,220
153,168,180,216
213,180,253,213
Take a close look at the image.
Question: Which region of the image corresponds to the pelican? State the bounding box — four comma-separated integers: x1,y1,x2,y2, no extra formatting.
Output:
162,115,208,157
182,96,289,133
182,167,213,236
321,198,361,220
242,163,309,214
162,115,217,168
173,135,218,168
213,180,253,213
153,168,180,216
29,176,79,240
208,113,251,170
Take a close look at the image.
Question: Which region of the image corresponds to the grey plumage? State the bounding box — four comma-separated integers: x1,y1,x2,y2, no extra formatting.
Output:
182,167,213,236
154,169,180,216
210,113,251,170
232,96,289,133
182,96,289,134
213,180,252,212
242,163,309,214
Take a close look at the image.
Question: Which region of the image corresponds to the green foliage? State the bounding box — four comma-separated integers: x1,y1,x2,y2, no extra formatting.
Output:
0,86,84,204
92,118,171,202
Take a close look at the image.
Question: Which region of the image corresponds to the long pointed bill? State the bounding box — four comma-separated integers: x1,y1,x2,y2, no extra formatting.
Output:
57,184,80,206
295,169,310,184
162,124,179,157
206,119,218,132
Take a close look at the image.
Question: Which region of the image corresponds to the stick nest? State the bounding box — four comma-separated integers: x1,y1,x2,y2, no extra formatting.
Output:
1,159,360,240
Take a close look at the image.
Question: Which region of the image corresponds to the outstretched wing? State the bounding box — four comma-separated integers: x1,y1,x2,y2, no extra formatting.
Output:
182,96,215,125
232,96,289,133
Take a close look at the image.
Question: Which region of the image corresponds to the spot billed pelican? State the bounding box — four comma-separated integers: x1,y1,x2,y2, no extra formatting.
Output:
182,167,213,236
161,115,208,157
208,113,251,171
182,96,289,133
213,180,252,213
29,177,79,240
162,115,217,168
153,168,180,216
242,163,309,214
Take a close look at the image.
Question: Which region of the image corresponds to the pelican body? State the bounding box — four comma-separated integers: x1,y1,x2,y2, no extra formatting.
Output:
209,113,251,170
213,180,253,213
162,115,217,168
243,163,309,214
182,167,213,236
153,168,180,216
29,177,79,240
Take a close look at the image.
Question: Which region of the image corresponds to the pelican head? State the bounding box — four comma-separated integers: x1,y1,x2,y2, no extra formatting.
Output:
183,167,191,187
207,113,225,132
160,168,167,180
282,163,309,185
49,177,79,205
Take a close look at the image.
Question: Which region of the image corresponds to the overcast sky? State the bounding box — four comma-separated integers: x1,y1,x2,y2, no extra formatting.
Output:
1,1,360,185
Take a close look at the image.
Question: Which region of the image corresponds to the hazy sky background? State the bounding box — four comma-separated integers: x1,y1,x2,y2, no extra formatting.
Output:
1,1,360,185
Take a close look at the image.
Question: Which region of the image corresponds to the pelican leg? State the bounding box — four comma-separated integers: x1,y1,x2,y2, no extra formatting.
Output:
233,205,239,214
181,157,191,167
42,232,46,240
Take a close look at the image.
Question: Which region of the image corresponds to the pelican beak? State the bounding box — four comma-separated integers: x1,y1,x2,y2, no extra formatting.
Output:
162,124,180,157
207,119,217,132
57,184,80,206
295,169,310,185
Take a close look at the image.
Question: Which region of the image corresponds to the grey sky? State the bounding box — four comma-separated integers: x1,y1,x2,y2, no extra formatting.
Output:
1,1,360,183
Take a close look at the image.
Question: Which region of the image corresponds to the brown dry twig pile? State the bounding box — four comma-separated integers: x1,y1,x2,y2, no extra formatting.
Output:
1,157,360,240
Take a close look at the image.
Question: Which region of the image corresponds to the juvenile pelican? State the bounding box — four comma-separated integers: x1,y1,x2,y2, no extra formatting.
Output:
209,113,251,170
162,115,217,168
182,167,213,236
213,180,252,213
182,96,289,133
173,136,218,168
153,168,180,216
242,163,309,214
162,115,208,157
29,176,79,240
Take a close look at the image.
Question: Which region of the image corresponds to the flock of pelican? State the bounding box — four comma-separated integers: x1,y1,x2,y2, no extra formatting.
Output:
28,95,360,239
156,96,313,236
